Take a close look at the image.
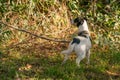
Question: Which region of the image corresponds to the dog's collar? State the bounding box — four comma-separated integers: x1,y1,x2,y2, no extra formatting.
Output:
78,31,89,38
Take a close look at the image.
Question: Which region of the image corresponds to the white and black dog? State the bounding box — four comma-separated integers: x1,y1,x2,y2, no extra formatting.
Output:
61,17,92,67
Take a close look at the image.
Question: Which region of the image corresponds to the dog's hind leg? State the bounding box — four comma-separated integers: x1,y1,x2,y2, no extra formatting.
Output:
86,50,90,65
61,43,75,65
76,52,86,67
61,54,69,65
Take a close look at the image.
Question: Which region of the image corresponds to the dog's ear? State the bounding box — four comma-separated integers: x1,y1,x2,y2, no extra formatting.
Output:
74,17,80,23
77,22,82,27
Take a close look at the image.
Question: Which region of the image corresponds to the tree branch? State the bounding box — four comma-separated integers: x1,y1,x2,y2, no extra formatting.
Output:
0,21,70,43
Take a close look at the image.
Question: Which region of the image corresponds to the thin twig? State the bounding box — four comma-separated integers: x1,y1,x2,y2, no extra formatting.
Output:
0,21,70,43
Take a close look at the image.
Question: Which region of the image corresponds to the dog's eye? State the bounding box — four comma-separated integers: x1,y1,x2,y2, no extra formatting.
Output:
77,20,84,27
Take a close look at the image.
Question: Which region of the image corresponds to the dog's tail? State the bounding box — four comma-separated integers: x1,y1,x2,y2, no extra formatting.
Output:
61,43,76,54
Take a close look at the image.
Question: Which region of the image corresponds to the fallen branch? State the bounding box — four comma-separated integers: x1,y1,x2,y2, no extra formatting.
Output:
0,21,70,43
106,70,120,77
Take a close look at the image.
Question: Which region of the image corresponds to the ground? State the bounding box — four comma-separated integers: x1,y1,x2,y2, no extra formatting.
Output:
0,42,120,80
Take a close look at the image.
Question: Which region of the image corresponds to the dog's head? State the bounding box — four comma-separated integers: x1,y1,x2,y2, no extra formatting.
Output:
71,17,87,27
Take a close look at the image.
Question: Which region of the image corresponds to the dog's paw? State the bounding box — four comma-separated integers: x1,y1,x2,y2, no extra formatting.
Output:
61,51,66,54
77,64,80,67
76,63,81,67
86,61,90,65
